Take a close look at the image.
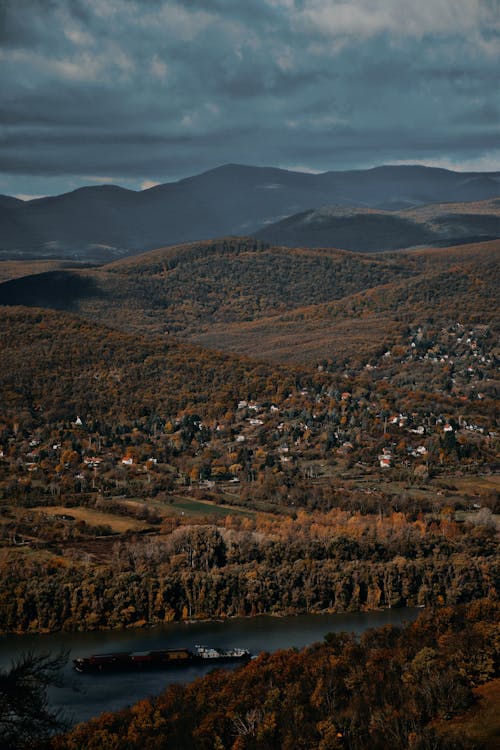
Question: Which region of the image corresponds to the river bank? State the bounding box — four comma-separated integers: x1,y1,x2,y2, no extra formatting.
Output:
0,607,420,725
0,602,418,637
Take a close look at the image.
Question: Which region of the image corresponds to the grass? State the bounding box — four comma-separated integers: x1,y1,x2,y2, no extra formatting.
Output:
155,494,255,519
450,474,500,493
31,505,149,532
433,679,500,750
0,260,83,283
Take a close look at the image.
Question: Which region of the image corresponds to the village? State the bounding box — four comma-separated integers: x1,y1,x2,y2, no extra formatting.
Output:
0,317,497,554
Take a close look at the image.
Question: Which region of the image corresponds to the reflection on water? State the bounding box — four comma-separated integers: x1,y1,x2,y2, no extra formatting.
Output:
0,608,420,725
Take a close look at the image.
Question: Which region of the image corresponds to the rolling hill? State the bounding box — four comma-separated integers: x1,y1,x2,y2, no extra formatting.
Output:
0,237,418,337
189,240,500,365
0,235,498,371
0,305,294,425
1,164,499,261
255,198,500,251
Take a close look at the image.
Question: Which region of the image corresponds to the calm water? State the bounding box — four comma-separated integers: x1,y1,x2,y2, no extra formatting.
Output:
0,608,419,726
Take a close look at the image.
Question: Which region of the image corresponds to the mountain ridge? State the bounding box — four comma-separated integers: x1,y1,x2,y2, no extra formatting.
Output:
1,164,499,261
255,197,500,251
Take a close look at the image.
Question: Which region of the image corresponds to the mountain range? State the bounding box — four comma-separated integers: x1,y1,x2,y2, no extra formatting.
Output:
1,164,499,260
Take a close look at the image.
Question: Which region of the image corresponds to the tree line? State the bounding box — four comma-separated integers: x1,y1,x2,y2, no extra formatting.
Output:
51,598,500,750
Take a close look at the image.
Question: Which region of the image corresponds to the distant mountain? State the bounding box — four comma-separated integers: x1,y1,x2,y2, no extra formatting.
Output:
255,198,500,251
0,195,23,209
0,164,499,260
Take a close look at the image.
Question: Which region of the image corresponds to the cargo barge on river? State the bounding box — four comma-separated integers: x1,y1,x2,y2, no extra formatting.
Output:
73,645,251,673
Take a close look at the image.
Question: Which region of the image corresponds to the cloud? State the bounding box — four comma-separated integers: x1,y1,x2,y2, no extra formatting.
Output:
293,0,500,43
150,54,168,81
280,165,324,174
390,153,500,172
0,0,498,195
15,193,46,201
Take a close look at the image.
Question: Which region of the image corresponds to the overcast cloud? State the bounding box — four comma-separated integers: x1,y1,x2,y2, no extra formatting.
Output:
0,0,499,197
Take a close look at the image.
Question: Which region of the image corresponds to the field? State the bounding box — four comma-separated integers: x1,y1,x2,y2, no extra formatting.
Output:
434,679,500,750
31,505,149,532
154,494,255,519
0,260,87,283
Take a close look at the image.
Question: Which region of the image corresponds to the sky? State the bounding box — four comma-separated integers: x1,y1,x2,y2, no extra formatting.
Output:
1,0,499,199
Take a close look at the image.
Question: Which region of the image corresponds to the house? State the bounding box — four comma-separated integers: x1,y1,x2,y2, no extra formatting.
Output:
121,456,134,465
378,449,392,468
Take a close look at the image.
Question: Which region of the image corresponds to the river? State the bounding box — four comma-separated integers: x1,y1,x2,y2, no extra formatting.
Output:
0,608,420,726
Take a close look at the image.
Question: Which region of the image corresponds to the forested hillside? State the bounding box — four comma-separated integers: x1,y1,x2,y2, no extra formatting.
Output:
0,306,293,425
1,238,498,366
52,600,500,750
0,235,497,750
191,240,500,364
0,238,417,336
0,302,497,635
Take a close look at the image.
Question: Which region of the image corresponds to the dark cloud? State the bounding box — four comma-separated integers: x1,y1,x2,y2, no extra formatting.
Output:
463,104,499,125
0,0,498,196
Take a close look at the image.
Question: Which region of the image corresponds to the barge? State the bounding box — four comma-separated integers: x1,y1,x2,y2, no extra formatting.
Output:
73,645,251,673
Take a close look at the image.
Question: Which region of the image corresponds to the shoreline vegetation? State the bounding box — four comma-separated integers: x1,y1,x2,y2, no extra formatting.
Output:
0,603,418,638
50,599,500,750
1,538,496,635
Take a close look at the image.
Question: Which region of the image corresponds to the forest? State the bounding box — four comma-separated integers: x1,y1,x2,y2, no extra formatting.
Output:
50,599,500,750
0,501,498,633
0,252,498,634
0,237,498,748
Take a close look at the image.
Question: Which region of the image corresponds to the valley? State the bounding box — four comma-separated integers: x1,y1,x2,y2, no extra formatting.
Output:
2,0,498,745
0,189,498,750
0,235,497,635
